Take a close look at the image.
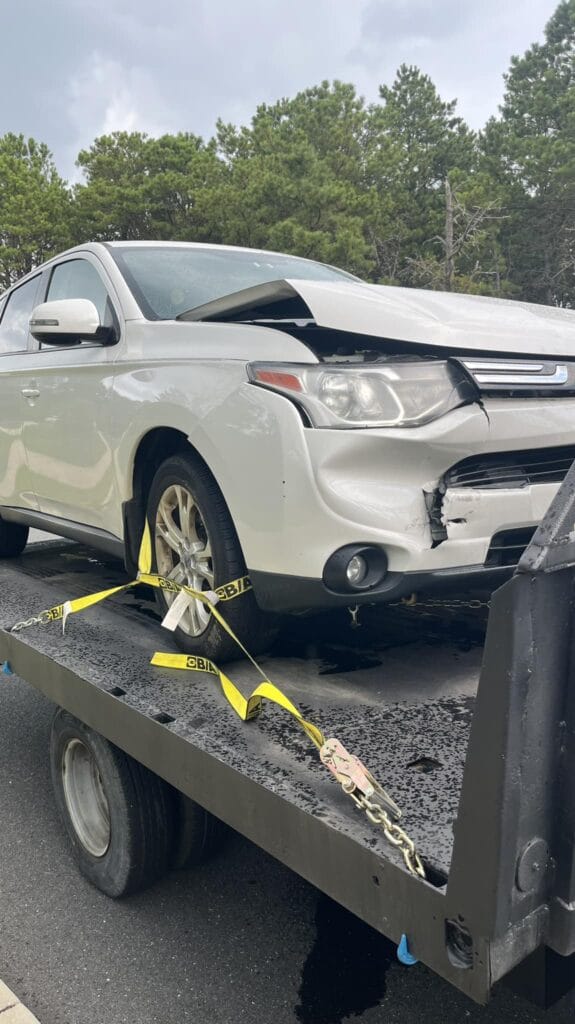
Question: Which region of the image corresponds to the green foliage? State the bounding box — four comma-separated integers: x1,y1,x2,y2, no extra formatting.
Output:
365,65,478,286
72,131,224,243
211,82,375,276
483,0,575,304
0,134,71,290
1,3,574,306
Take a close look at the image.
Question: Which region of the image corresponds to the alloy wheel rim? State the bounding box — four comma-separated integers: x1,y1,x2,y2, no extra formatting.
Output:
154,483,214,637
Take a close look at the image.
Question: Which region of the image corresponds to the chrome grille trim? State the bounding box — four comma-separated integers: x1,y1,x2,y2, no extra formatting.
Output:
463,361,545,372
474,367,568,386
459,357,573,391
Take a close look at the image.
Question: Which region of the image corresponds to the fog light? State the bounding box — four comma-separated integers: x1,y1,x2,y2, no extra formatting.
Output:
323,545,388,593
346,555,368,587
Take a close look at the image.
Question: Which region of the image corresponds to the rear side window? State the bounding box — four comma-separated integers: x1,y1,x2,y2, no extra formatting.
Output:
0,276,41,353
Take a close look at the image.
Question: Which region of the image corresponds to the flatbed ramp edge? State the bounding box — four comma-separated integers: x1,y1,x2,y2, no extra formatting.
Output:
3,462,575,1007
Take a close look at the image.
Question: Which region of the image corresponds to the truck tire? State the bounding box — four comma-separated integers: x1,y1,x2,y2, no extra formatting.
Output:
171,791,227,871
0,517,28,557
146,452,275,662
50,709,175,898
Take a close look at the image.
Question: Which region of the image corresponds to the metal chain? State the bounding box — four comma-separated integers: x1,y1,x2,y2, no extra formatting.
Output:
392,596,490,612
11,609,62,633
348,789,426,878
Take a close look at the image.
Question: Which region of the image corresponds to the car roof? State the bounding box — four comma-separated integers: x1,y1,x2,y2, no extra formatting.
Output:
103,240,342,268
105,240,303,254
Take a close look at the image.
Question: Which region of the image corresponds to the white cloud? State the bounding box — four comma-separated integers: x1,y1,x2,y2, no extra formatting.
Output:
64,53,175,178
347,0,556,127
0,0,562,178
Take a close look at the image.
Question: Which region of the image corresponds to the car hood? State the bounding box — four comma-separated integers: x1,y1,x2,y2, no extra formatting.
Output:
180,278,575,358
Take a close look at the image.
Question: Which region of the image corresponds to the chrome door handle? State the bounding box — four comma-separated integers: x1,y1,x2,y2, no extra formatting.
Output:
21,388,40,399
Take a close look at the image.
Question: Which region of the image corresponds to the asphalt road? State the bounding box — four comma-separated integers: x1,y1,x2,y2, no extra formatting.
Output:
1,537,575,1023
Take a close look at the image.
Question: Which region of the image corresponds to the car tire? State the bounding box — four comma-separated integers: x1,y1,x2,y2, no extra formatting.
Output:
146,452,275,662
170,791,227,871
0,517,28,557
50,709,175,898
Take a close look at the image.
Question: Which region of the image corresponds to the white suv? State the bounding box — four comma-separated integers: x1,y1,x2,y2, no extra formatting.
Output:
1,241,575,660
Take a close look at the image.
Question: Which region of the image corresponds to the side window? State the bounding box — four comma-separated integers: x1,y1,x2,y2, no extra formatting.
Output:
0,276,41,354
47,259,116,330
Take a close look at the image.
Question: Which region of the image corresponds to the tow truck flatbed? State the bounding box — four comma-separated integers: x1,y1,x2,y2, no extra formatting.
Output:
3,465,575,1007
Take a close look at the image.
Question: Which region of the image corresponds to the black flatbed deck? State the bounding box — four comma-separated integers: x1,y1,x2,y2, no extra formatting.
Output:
2,517,575,1006
1,539,484,879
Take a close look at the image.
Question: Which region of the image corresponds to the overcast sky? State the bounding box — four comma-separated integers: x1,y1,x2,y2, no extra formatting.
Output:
0,0,559,180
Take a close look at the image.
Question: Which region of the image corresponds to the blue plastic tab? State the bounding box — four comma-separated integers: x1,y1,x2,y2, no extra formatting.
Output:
1,661,13,675
397,933,418,966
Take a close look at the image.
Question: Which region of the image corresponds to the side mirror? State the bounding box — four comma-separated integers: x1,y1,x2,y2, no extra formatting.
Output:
29,299,112,346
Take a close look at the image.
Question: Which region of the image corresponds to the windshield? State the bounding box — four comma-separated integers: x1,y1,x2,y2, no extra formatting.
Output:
111,245,358,320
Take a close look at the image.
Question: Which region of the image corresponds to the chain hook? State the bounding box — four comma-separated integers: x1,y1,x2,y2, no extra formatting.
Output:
348,605,361,629
320,737,425,879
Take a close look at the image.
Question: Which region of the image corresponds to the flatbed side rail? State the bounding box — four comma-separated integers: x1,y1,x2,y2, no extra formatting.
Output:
446,458,575,996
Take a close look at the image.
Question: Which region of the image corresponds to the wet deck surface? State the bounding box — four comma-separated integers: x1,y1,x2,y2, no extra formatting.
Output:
0,540,490,880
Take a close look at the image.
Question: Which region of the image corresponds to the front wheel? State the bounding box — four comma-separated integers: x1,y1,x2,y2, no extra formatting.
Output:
146,452,274,662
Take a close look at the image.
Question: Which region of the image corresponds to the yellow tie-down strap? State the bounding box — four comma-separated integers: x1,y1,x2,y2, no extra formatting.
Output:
150,652,325,749
11,520,323,751
136,518,252,604
11,522,320,741
18,523,252,635
9,522,425,877
11,526,155,630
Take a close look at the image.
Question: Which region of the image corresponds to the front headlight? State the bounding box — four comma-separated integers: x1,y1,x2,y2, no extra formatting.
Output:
248,360,477,428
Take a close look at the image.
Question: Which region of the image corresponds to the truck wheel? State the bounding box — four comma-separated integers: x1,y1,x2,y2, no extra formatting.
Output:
171,791,227,871
50,709,175,898
0,517,28,557
147,452,275,662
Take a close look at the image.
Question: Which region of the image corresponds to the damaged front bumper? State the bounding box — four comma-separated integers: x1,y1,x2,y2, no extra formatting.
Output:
244,395,575,611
